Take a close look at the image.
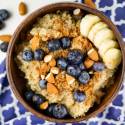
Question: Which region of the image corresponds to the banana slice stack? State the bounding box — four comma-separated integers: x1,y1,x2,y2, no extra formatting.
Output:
80,14,122,69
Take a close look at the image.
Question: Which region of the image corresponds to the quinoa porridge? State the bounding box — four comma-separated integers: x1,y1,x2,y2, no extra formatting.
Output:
15,10,122,118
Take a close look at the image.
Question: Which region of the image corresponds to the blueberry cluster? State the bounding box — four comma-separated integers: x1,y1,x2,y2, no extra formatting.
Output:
25,90,68,118
0,9,10,29
22,49,45,61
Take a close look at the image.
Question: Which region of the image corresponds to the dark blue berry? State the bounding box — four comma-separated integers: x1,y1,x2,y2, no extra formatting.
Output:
39,79,47,89
22,50,33,61
93,62,105,71
57,58,68,70
78,71,90,84
47,103,56,116
61,37,71,49
79,63,86,71
67,65,81,78
73,90,86,102
67,50,83,64
0,20,4,29
52,104,68,118
0,9,10,21
32,94,45,105
0,42,8,52
34,49,45,61
24,91,34,101
48,39,61,51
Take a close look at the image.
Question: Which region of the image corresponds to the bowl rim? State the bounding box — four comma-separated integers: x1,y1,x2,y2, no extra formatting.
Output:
6,2,125,123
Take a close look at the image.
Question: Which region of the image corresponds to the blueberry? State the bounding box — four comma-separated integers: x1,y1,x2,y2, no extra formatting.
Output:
67,50,84,64
39,79,47,89
24,91,34,101
52,104,68,118
32,94,45,105
22,50,33,61
93,62,105,71
48,39,61,51
0,42,8,52
78,71,90,84
47,103,56,116
34,49,45,61
57,58,68,70
79,63,86,71
0,9,10,21
73,90,86,102
67,65,81,78
0,20,4,29
61,37,71,49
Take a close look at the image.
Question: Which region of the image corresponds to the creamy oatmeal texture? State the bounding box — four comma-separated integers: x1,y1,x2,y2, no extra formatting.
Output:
16,11,121,118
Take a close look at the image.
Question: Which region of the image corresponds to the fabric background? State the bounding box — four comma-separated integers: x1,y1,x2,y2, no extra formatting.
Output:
0,0,125,125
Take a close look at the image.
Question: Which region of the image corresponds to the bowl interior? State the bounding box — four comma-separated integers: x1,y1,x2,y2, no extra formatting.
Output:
7,2,125,123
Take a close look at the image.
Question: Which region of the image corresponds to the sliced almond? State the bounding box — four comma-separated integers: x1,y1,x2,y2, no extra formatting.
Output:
39,101,48,110
66,74,75,85
47,83,58,94
51,67,59,74
84,0,96,9
0,35,12,42
88,48,99,61
49,59,56,67
30,34,40,51
40,74,45,80
45,72,55,83
39,63,49,75
84,58,94,69
18,2,27,15
44,55,53,63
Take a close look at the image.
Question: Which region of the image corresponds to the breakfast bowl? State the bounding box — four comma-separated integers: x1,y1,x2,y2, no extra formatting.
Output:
6,2,125,123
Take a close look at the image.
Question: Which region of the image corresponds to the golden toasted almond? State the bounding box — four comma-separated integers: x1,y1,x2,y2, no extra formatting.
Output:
0,35,12,42
44,55,53,63
47,83,58,94
84,0,96,9
18,2,27,15
39,63,49,75
66,74,75,85
30,34,40,51
88,48,99,61
51,67,59,74
45,72,55,83
84,58,94,69
40,74,45,80
39,101,49,110
49,59,56,67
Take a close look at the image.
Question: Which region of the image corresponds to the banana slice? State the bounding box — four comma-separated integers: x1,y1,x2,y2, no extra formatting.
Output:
88,22,108,42
103,48,122,69
99,39,119,57
94,28,116,48
80,14,101,37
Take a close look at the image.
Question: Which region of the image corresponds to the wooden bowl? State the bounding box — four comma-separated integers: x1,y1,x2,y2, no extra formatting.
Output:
6,2,125,123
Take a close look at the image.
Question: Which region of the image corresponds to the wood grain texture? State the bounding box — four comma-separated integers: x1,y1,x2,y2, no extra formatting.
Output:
6,2,125,123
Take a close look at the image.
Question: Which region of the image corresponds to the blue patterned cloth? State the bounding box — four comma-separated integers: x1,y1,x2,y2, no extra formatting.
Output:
0,0,125,125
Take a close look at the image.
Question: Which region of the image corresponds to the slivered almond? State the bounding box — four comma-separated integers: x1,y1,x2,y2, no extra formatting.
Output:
66,74,75,85
49,59,56,67
51,67,59,74
18,2,27,15
0,35,12,42
39,63,49,75
88,48,99,61
47,83,58,94
44,54,53,63
39,101,48,110
84,58,94,69
45,72,55,83
30,34,40,51
84,0,96,9
40,75,45,80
